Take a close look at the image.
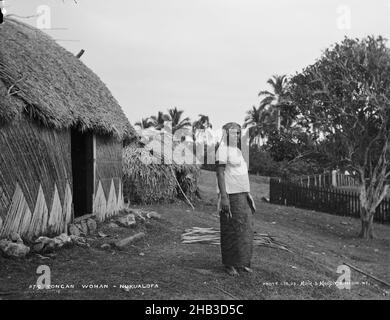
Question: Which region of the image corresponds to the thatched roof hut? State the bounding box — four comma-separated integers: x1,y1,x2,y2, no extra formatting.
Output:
0,18,135,240
123,130,200,205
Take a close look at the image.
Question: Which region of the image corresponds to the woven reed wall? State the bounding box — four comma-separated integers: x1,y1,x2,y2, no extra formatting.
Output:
0,116,73,240
93,135,123,221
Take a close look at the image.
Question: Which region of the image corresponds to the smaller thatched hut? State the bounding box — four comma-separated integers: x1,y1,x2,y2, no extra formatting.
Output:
123,146,178,204
123,132,200,205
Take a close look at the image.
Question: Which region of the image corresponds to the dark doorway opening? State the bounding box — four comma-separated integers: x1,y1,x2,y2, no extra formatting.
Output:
71,129,94,217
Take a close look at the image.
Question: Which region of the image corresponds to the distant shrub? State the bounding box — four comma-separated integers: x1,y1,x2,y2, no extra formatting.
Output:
249,145,324,179
248,146,279,176
278,159,324,180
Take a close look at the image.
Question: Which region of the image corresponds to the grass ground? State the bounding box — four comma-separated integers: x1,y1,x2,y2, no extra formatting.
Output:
0,170,389,300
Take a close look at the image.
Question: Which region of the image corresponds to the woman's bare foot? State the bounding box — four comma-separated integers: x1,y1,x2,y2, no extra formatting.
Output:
224,266,239,276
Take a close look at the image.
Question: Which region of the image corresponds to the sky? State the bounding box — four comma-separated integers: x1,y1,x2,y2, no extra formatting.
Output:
5,0,390,129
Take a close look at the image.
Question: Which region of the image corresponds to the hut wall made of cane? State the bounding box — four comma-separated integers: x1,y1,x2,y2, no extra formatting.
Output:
0,117,73,240
93,135,123,221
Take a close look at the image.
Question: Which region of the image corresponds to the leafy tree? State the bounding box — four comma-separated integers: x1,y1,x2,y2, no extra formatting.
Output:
290,36,390,239
264,130,300,162
248,146,278,176
248,144,325,178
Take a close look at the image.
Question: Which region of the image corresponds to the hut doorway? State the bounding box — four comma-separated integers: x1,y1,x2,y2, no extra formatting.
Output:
71,130,94,217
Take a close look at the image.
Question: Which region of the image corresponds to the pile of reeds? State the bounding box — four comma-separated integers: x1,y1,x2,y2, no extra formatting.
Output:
181,227,291,252
175,164,200,200
122,144,200,205
181,227,220,244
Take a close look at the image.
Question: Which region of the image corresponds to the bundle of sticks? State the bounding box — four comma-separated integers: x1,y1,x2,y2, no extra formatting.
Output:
181,227,291,252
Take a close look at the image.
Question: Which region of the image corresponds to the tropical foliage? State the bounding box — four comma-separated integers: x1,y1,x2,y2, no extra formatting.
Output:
290,36,390,239
243,105,272,145
134,118,155,129
192,114,212,131
136,108,192,134
168,107,192,134
258,74,293,131
244,74,298,145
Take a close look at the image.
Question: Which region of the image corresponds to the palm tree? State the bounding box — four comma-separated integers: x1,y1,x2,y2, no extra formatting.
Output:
258,74,291,132
192,114,212,131
192,114,213,165
134,118,155,130
243,105,273,145
192,114,213,143
149,111,171,130
167,107,191,134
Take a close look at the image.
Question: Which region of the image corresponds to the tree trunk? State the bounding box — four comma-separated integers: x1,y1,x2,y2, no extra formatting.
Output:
359,210,374,239
359,185,375,239
358,179,389,239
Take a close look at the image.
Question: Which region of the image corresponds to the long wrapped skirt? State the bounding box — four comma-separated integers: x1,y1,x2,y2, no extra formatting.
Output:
220,192,253,268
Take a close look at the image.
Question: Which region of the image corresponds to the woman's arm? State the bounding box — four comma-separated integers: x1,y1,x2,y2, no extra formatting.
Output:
216,165,231,215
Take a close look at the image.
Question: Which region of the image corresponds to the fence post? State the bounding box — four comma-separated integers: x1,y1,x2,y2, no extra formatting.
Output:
332,170,337,187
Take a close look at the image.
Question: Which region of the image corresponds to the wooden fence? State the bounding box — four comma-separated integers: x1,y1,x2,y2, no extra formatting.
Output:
269,179,390,224
295,173,333,188
334,173,360,187
295,172,390,189
295,172,359,188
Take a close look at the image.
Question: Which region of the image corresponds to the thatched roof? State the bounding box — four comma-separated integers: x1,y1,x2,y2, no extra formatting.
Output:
122,144,200,204
0,18,135,139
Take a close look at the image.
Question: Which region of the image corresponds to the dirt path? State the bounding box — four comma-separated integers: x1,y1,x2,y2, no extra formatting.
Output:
1,170,389,300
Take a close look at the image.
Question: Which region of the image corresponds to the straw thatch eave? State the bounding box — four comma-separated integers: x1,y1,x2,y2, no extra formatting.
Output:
0,18,135,140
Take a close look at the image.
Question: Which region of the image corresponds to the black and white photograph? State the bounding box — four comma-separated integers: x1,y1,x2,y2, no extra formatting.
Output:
0,0,389,306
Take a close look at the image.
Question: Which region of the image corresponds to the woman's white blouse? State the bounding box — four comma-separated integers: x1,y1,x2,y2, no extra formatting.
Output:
216,145,250,194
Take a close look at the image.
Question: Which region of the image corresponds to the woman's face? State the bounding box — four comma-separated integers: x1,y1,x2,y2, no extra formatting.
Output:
225,129,240,148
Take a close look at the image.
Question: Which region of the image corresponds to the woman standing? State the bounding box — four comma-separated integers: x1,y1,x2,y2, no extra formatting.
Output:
216,122,255,276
